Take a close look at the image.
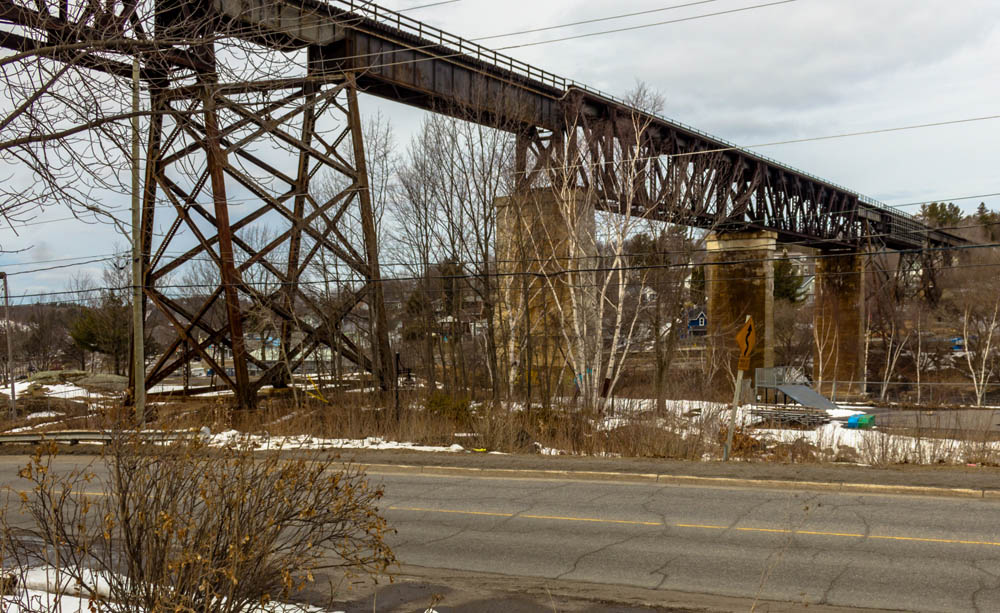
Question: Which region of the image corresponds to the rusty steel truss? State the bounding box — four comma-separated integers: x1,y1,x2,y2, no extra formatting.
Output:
514,93,964,253
138,72,394,409
0,0,968,409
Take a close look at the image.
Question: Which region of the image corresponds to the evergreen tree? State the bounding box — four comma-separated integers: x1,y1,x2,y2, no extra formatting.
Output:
918,202,964,228
774,257,807,303
69,292,130,374
975,202,1000,241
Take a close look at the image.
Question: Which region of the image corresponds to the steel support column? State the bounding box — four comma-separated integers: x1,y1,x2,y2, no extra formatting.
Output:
134,73,393,409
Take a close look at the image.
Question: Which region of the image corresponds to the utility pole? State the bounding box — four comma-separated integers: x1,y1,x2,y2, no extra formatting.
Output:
724,316,755,462
131,56,145,425
0,273,14,419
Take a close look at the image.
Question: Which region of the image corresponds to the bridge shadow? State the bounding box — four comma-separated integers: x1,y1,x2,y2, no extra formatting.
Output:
325,580,673,612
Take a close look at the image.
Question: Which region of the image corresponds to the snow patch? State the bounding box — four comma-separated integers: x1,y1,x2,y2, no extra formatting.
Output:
13,380,91,399
4,565,345,612
826,408,867,419
205,430,465,453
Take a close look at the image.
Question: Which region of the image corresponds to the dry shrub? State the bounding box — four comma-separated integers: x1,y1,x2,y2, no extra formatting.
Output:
717,426,765,459
142,389,727,460
603,424,700,459
423,392,472,425
1,433,395,611
769,438,821,463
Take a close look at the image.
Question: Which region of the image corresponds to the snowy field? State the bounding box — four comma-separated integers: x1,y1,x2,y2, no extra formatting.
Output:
2,566,341,612
8,379,93,400
6,376,1000,465
594,397,1000,465
206,429,466,453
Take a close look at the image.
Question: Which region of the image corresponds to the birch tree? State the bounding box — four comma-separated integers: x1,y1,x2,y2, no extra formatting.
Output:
527,83,727,412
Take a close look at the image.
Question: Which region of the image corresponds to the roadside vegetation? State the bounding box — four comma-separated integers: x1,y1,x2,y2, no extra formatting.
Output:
0,434,394,610
0,83,998,470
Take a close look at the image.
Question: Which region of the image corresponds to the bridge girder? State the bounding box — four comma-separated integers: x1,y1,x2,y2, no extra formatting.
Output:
0,0,968,409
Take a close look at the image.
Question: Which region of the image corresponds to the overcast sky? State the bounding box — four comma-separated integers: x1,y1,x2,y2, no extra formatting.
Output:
2,0,998,299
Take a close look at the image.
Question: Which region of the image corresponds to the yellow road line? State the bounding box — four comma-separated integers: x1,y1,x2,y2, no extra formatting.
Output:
389,506,1000,547
390,506,514,518
520,513,661,527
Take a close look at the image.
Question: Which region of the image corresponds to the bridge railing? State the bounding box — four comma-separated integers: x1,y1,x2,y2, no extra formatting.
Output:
334,0,921,229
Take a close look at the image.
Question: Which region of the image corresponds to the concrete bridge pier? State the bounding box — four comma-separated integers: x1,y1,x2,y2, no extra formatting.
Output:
813,250,866,398
495,189,598,392
706,231,776,381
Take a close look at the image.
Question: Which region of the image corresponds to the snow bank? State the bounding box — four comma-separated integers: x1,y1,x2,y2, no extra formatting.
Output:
12,380,92,399
206,430,465,453
3,565,344,612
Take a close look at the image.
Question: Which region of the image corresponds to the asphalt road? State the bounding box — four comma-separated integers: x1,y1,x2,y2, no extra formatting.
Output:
866,407,1000,435
368,469,1000,612
2,455,1000,611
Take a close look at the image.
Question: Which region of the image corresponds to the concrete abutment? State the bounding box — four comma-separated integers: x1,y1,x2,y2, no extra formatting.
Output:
813,250,866,398
706,231,776,383
494,189,598,391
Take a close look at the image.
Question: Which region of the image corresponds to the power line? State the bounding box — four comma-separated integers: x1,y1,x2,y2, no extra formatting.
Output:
8,0,990,229
0,252,123,267
4,212,1000,280
5,4,999,267
398,0,461,12
5,257,117,277
5,172,999,236
474,0,726,41
3,1,992,234
666,115,1000,161
283,0,740,66
888,192,1000,211
496,0,799,50
8,239,1000,302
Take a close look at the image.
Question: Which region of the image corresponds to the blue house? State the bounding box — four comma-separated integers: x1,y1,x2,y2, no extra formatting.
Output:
687,308,708,337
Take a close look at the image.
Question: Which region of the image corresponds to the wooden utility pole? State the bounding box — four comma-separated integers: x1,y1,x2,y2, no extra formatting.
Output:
724,316,755,461
0,273,13,419
131,56,145,424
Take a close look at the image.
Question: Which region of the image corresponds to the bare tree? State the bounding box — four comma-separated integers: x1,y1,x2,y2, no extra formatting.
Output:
947,249,1000,406
867,252,913,401
393,127,446,391
877,319,910,402
0,0,294,241
517,83,728,412
390,105,515,404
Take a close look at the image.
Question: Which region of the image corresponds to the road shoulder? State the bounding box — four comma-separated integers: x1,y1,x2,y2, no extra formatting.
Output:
334,448,1000,499
311,565,902,612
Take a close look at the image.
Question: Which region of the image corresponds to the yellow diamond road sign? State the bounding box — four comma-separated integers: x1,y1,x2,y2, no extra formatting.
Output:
735,317,756,371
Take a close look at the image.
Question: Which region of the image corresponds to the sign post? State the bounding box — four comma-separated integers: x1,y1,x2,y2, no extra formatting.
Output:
724,316,755,461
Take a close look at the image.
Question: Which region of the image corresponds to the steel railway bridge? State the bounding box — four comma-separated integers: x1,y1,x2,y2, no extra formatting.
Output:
0,0,967,407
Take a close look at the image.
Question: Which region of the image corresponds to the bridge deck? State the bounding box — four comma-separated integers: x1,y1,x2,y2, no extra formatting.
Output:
216,0,963,250
0,0,969,250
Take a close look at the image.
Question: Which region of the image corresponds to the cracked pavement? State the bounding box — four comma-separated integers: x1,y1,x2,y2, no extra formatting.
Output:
0,454,996,612
372,470,1000,612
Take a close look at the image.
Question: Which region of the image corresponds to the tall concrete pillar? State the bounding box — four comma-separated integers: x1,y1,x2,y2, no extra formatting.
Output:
706,231,776,380
494,189,597,388
813,250,865,398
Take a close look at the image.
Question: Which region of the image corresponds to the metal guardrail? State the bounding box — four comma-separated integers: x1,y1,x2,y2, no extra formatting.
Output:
0,430,198,445
333,0,925,229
